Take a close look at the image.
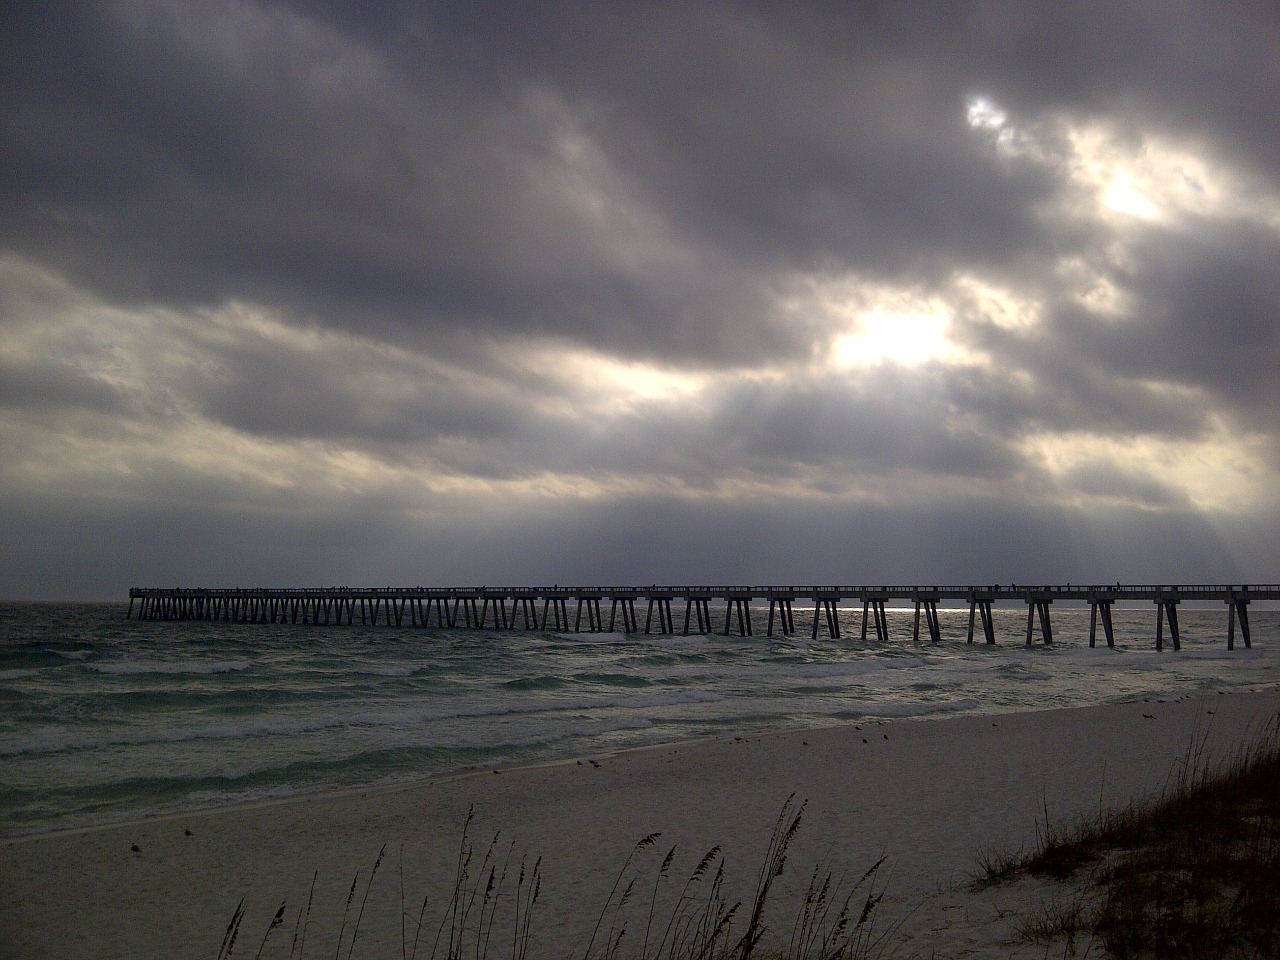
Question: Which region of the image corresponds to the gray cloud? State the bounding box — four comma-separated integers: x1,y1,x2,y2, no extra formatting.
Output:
3,488,1270,602
1,0,1278,597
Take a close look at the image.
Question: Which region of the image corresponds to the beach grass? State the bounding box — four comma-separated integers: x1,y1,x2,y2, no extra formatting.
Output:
977,714,1280,958
216,795,895,960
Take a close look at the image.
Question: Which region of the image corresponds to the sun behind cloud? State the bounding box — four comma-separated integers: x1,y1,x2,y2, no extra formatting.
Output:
829,304,968,369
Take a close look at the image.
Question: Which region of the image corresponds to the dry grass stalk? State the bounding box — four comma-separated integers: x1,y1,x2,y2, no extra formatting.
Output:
221,798,892,960
976,713,1280,959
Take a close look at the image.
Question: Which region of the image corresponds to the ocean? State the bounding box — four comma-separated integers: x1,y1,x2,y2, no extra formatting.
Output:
1,600,1276,837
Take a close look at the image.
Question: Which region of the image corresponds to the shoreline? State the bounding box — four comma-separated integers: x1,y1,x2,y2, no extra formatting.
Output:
9,682,1275,846
0,685,1261,845
3,689,1279,959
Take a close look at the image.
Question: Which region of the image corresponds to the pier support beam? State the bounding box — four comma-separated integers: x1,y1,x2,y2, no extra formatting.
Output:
1227,590,1251,650
913,594,941,643
454,596,481,628
766,598,795,636
1025,595,1053,646
478,596,511,630
543,597,570,632
1088,596,1115,648
514,596,540,630
683,597,712,634
436,597,455,628
967,596,996,644
1155,590,1180,652
811,596,841,639
609,597,638,633
575,596,604,632
724,597,753,636
644,597,674,634
861,598,889,642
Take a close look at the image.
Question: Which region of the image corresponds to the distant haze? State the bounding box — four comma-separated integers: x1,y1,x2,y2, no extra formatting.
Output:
2,2,1278,599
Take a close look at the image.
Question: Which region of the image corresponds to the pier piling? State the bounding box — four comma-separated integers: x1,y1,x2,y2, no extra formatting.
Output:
1088,592,1116,648
966,593,996,644
913,592,942,643
811,594,841,639
1025,593,1053,646
725,596,753,636
766,596,795,636
1156,589,1181,652
1227,590,1252,650
645,596,674,634
861,597,890,643
683,595,712,634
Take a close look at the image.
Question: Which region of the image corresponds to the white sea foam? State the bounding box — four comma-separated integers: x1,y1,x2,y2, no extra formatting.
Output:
859,698,982,718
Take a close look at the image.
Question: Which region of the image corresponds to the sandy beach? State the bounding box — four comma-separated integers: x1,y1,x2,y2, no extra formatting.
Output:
3,688,1278,960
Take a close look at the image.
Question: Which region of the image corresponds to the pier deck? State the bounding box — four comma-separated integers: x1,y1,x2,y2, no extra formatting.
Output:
127,583,1277,649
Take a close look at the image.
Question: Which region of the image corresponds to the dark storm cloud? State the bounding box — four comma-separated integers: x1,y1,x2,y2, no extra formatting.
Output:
0,0,1102,359
0,356,127,415
946,217,1280,440
470,0,1062,266
191,329,541,447
707,370,1026,482
1108,222,1280,426
4,2,1275,363
2,0,1278,597
173,320,1030,490
0,0,792,361
1058,461,1191,510
943,337,1216,442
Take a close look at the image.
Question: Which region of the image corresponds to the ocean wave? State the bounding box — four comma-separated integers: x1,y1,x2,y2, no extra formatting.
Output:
835,697,982,720
503,675,568,690
389,688,723,724
0,688,725,758
549,631,637,644
1173,646,1266,661
355,664,421,677
44,714,668,821
775,656,932,679
0,716,336,757
571,672,653,687
87,659,253,675
649,634,716,647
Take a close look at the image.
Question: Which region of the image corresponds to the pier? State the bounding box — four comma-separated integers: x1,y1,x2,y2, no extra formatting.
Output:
127,583,1277,649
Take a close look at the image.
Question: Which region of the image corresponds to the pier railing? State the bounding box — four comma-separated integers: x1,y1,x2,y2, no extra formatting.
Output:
127,583,1276,650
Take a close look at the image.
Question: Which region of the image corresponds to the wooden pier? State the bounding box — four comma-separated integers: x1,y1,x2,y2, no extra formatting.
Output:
127,583,1277,648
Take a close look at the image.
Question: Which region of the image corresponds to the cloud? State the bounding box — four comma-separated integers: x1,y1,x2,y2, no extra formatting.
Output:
1,1,1277,596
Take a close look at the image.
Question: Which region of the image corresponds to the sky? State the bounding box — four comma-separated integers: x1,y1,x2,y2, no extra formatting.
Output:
2,1,1279,599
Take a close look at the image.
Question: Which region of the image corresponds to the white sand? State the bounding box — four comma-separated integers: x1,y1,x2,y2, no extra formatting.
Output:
3,689,1278,960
